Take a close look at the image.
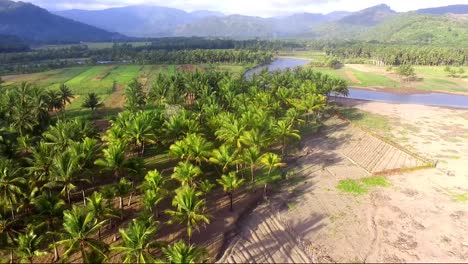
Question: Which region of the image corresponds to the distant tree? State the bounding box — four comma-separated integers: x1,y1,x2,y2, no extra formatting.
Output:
82,93,102,112
396,64,416,82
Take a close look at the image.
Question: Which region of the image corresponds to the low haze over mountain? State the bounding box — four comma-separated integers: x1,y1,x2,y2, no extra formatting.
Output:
2,0,468,43
0,0,124,43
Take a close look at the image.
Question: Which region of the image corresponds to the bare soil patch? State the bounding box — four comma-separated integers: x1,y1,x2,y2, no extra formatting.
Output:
219,104,468,263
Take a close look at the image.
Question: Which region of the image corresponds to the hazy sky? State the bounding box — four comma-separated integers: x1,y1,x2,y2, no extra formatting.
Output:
25,0,468,17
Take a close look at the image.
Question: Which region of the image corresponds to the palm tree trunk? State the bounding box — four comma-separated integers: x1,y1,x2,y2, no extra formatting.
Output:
9,198,15,220
80,246,87,263
250,165,255,184
82,190,86,206
229,192,233,211
127,193,133,207
9,249,13,264
67,187,71,204
119,196,124,219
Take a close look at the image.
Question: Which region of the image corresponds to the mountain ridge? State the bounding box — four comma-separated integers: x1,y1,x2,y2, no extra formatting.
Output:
0,0,125,43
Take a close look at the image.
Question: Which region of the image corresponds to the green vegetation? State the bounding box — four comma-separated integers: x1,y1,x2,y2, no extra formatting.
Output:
351,69,400,87
337,176,391,195
0,64,348,263
337,179,368,194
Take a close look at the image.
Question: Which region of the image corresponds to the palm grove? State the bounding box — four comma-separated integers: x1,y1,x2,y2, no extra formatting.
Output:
0,66,347,263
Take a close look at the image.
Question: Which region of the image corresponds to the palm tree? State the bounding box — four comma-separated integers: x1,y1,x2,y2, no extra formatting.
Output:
95,141,129,179
242,146,262,184
215,120,245,148
58,84,74,109
216,172,245,211
82,93,102,112
209,145,239,174
86,192,118,240
115,178,133,219
112,218,161,264
124,112,156,156
47,151,79,204
57,206,109,263
142,170,165,193
14,228,47,264
260,153,286,199
27,142,55,187
198,179,215,199
163,240,206,263
165,186,210,245
33,193,65,262
170,134,212,165
142,189,164,218
272,120,301,157
0,159,26,219
171,161,202,187
0,213,22,264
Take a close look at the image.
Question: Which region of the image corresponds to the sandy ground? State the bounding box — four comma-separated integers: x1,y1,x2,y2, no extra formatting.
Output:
219,100,468,263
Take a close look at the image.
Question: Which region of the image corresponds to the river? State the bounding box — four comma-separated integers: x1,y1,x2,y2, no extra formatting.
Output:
245,58,468,109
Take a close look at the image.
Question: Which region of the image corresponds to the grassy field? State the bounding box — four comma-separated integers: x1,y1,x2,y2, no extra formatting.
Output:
278,50,326,60
308,64,467,93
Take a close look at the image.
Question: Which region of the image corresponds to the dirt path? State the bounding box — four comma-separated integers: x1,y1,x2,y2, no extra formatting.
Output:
345,70,360,84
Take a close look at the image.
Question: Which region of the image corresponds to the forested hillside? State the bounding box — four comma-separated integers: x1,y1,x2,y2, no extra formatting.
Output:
0,0,124,43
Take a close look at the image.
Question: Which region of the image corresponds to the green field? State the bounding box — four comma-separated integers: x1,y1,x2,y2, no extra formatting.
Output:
2,63,253,119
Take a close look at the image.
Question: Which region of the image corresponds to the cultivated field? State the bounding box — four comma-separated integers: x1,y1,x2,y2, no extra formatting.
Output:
219,102,468,263
1,63,250,119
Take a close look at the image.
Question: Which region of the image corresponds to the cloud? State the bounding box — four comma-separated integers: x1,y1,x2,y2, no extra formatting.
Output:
24,0,468,17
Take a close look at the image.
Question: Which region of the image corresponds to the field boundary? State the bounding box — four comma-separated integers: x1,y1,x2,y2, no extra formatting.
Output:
334,111,437,174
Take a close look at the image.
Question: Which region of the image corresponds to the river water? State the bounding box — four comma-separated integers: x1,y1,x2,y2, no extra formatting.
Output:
245,58,468,109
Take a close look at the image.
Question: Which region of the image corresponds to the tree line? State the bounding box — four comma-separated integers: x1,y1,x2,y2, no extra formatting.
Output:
0,48,273,75
324,42,468,66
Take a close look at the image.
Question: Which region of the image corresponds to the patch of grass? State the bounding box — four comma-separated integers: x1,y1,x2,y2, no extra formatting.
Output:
337,176,391,195
452,193,468,202
336,179,368,195
287,203,297,211
361,176,390,187
350,69,400,88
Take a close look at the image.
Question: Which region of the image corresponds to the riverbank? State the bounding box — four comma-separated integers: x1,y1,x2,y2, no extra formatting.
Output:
351,85,468,97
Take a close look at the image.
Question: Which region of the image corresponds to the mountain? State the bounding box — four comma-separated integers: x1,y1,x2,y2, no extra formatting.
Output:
338,4,396,26
175,15,276,38
0,0,124,43
416,5,468,15
55,4,348,38
55,6,192,37
309,4,397,39
361,13,468,44
190,10,224,18
174,11,349,38
55,5,225,37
